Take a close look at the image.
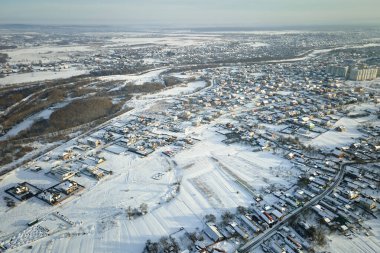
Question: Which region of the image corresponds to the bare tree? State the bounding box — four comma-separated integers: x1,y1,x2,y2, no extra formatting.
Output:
187,232,197,243
221,211,234,225
127,206,133,220
204,214,216,223
237,206,248,214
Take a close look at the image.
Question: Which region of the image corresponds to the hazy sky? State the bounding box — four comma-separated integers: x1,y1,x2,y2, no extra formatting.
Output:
0,0,379,27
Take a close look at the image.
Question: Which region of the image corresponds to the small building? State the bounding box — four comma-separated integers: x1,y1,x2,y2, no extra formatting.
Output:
359,198,377,211
335,126,346,132
87,167,105,180
13,185,29,195
50,167,75,181
344,190,359,200
229,222,249,239
87,138,101,148
239,215,261,233
339,225,349,232
204,223,223,242
271,209,284,220
60,181,78,195
40,191,61,204
60,150,74,160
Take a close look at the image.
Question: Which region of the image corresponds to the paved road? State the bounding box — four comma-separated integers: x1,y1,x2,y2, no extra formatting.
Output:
238,160,373,253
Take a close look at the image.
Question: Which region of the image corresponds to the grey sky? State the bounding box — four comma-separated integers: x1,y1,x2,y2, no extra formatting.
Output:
0,0,379,27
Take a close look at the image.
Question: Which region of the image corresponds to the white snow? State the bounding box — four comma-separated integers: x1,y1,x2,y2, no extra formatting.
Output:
307,103,379,149
271,43,380,63
4,46,93,65
144,80,207,98
0,69,88,86
105,34,222,48
100,68,168,86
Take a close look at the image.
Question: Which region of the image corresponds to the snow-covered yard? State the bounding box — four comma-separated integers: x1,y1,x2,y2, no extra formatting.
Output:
323,219,380,253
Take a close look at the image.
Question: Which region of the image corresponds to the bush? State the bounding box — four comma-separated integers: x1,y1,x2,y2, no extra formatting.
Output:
204,214,216,223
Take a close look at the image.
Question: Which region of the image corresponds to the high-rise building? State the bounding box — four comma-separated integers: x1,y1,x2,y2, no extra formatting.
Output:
348,68,378,81
326,64,378,81
326,65,349,78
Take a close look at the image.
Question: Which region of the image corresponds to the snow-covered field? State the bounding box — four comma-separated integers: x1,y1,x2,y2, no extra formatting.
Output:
272,43,380,63
0,69,88,86
211,151,296,191
4,46,93,65
100,68,168,86
307,117,362,149
105,34,222,47
144,80,207,98
307,103,379,149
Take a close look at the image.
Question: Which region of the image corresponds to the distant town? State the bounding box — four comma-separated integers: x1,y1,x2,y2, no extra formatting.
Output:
0,26,379,253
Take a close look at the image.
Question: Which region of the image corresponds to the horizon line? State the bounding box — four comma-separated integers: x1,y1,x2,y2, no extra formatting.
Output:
0,23,380,29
